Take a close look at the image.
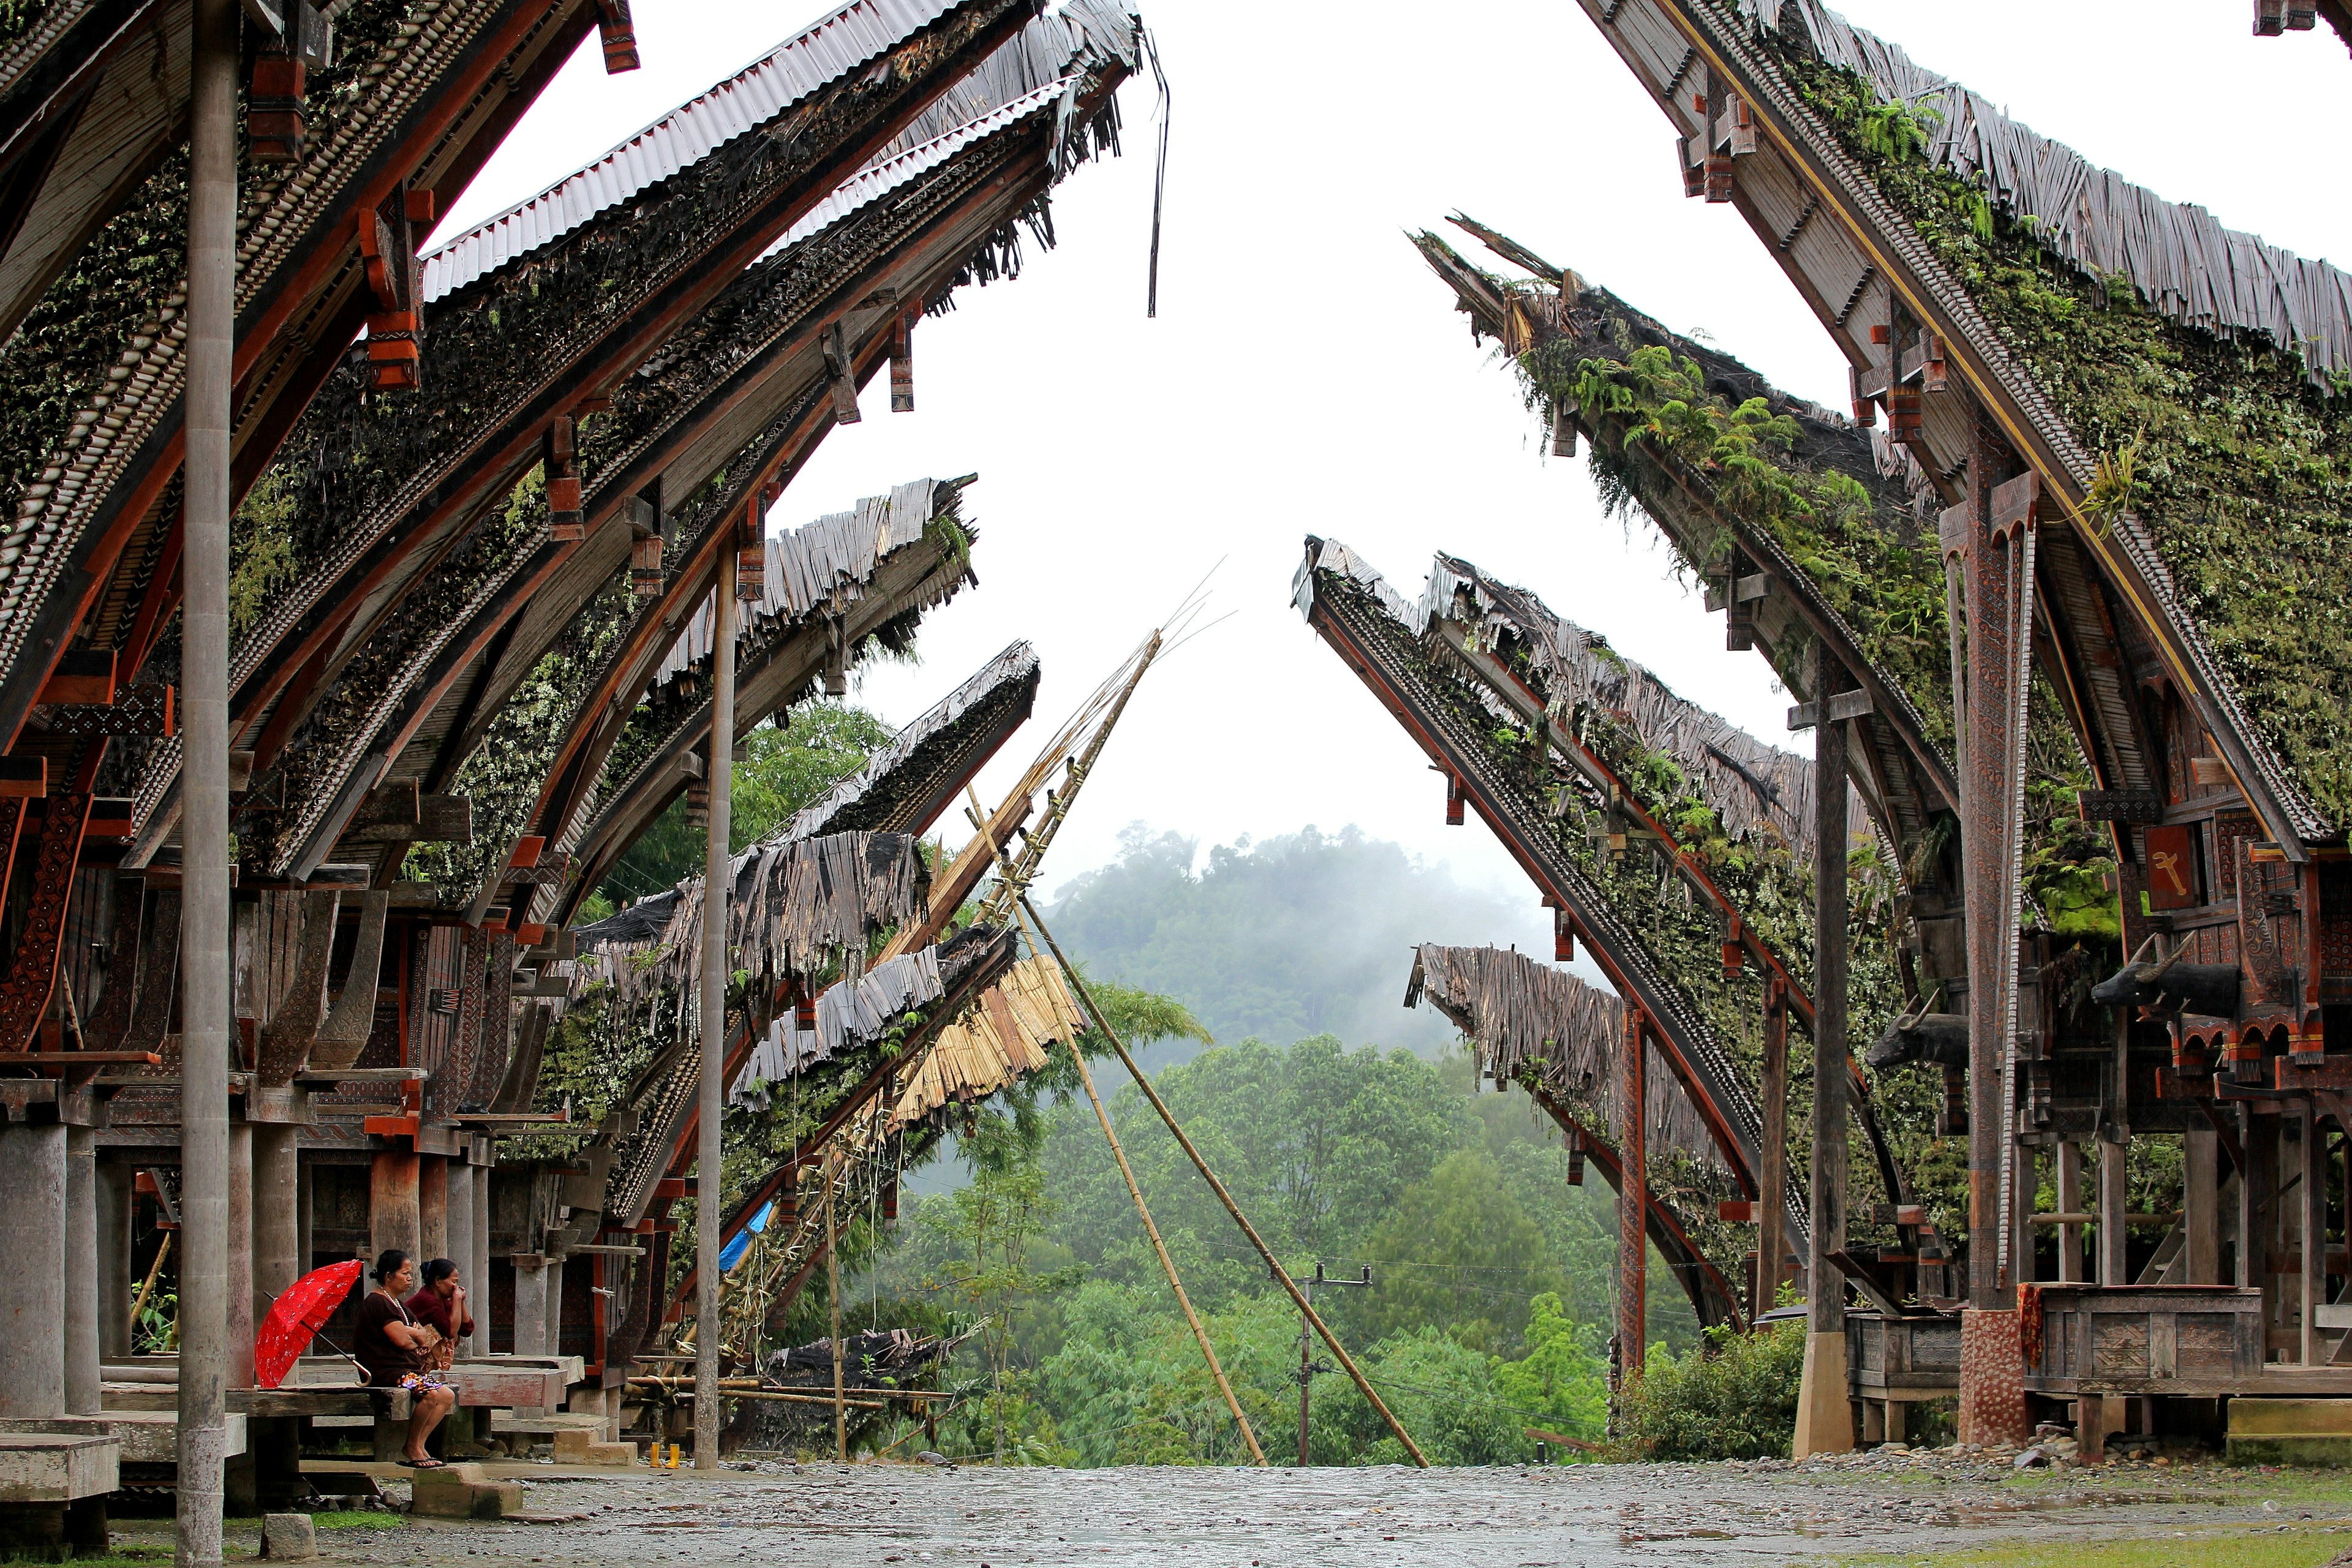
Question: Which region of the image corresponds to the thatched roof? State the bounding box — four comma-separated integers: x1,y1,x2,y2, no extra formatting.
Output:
1406,943,1723,1182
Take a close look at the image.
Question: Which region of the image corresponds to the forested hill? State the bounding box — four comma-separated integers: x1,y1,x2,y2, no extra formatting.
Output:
1044,826,1551,1059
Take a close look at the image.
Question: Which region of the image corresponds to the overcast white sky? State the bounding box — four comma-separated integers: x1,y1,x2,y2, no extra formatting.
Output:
435,1,2352,920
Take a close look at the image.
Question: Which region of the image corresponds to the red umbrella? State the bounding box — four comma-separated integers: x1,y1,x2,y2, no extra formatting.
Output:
255,1259,366,1389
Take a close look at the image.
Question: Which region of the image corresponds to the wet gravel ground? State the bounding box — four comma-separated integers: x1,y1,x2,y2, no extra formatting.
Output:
247,1455,2352,1567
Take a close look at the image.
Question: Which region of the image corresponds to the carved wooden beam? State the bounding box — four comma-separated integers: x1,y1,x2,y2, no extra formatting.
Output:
0,793,91,1049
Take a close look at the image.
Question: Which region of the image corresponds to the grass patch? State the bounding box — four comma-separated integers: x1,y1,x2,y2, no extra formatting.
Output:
311,1510,402,1530
1831,1523,2352,1568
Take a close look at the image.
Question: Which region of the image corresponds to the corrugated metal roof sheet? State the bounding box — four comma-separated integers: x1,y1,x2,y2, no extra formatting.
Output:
766,77,1069,255
421,0,971,302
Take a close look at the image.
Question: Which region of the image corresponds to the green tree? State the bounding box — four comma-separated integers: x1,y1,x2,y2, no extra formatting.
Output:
594,700,892,910
1358,1147,1567,1352
921,1117,1081,1462
1491,1291,1609,1442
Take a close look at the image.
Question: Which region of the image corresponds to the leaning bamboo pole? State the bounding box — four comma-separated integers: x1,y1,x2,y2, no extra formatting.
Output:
1019,895,1430,1469
826,1150,846,1461
965,787,1265,1466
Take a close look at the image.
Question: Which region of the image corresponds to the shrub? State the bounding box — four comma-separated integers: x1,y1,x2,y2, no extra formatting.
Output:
1613,1319,1803,1461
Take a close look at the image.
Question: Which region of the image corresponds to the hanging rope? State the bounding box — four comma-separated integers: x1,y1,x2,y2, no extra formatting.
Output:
1144,27,1169,318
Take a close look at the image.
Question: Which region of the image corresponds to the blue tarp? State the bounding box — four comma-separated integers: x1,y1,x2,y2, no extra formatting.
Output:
718,1200,773,1272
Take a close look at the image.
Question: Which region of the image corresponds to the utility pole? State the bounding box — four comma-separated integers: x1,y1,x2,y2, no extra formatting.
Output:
1287,1263,1368,1465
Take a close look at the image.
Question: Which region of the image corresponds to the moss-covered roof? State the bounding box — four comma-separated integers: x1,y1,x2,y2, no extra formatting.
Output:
1643,2,2352,833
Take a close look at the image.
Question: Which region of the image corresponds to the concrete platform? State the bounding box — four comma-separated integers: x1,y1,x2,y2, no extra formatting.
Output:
489,1410,609,1438
0,1433,118,1503
2226,1396,2352,1465
96,1409,249,1465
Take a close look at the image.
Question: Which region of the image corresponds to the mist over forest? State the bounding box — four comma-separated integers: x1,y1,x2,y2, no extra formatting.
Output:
1043,824,1555,1063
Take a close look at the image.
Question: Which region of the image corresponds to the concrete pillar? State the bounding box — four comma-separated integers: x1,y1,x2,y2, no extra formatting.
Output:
66,1127,100,1414
694,552,736,1470
252,1127,301,1310
296,1155,313,1277
227,1122,254,1390
0,1121,68,1418
369,1148,420,1265
2184,1126,2220,1285
467,1165,492,1357
513,1259,551,1356
446,1159,472,1303
546,1256,565,1362
179,0,239,1552
420,1155,449,1265
99,1157,134,1362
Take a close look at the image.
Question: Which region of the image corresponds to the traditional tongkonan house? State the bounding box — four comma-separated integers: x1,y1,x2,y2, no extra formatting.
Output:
1295,538,1924,1399
1395,0,2352,1463
0,0,1149,1549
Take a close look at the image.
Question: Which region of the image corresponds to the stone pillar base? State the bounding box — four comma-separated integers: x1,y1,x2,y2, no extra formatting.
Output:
1792,1330,1854,1457
1959,1307,2031,1445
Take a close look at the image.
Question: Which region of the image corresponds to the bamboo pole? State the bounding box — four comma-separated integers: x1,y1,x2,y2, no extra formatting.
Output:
1019,894,1429,1468
962,787,1265,1465
127,1232,173,1341
826,1152,846,1461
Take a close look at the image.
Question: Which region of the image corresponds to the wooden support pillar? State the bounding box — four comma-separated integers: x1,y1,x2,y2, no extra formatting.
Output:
419,1155,448,1265
2057,1140,2086,1283
2077,1392,2111,1461
1757,978,1789,1317
889,311,914,412
98,1156,134,1360
2304,1103,2326,1365
2098,1135,2130,1287
1950,444,2038,1446
2013,1142,2039,1284
2242,1108,2279,1361
1794,643,1853,1458
1616,1003,1646,1389
369,1147,421,1265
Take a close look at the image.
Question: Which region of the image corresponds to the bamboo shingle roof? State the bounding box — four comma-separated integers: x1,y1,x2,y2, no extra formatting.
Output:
1732,1,2351,384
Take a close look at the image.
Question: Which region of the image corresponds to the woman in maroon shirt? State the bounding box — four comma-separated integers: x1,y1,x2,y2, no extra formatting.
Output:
405,1258,474,1361
352,1250,457,1468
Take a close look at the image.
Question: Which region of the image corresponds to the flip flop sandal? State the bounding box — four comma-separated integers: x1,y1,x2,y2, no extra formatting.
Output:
396,1458,448,1469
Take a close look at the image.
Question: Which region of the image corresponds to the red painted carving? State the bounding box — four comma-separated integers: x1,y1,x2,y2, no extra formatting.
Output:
0,794,93,1049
